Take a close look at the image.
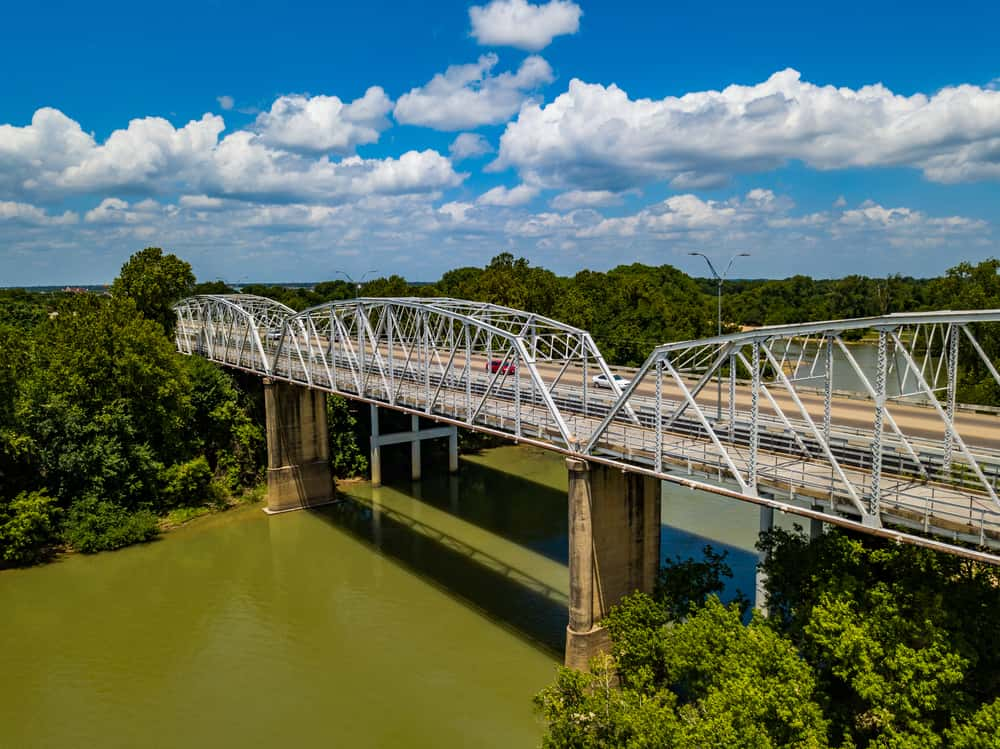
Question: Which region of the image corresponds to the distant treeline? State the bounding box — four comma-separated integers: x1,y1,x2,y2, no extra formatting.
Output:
3,249,1000,566
208,253,1000,366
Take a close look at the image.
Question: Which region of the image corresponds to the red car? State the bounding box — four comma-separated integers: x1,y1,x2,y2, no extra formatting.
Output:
486,359,516,374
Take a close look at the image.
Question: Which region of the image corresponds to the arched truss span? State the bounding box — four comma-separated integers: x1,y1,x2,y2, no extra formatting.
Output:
269,296,633,448
174,295,630,449
173,294,295,374
588,309,1000,542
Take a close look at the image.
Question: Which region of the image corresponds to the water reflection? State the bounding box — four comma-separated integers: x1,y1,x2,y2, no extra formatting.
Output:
0,443,800,749
316,456,570,654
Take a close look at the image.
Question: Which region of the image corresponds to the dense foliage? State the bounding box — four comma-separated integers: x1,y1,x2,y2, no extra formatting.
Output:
0,250,265,563
537,533,1000,748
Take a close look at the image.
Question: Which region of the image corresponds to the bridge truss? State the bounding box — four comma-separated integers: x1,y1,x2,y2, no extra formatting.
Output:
174,295,1000,563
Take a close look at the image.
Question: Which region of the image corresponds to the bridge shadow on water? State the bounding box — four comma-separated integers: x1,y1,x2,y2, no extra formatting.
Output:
307,459,571,657
305,452,761,656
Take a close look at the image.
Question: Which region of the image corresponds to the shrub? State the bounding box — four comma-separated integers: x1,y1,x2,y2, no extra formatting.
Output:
0,490,59,565
160,456,215,507
63,497,158,553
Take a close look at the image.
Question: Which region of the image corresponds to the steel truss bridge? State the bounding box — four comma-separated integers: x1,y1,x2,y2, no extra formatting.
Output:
174,294,1000,564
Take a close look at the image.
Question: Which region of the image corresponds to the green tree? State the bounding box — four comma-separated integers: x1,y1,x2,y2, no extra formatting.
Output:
759,527,1000,747
111,247,195,331
192,280,236,295
538,596,829,748
182,356,264,493
13,294,192,550
0,490,59,565
945,698,1000,748
327,395,368,478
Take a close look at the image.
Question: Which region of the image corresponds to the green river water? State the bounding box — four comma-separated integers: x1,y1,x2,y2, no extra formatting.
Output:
0,444,780,748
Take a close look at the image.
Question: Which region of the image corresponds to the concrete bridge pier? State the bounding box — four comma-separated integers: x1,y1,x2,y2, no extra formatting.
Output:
369,405,459,487
565,458,661,670
263,379,335,514
755,506,774,615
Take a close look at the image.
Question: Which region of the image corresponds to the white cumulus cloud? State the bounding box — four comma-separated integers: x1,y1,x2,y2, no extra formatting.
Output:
492,69,1000,189
0,200,77,225
0,106,464,205
83,197,170,224
550,190,624,210
450,132,494,161
1,111,225,197
477,183,539,206
203,133,464,203
254,87,393,154
393,54,553,131
469,0,582,51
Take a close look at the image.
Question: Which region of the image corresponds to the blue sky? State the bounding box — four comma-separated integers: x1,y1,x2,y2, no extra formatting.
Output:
1,0,999,285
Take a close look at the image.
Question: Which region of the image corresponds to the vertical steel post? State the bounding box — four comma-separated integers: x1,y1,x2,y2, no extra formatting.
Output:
515,353,522,437
655,360,663,473
330,309,338,388
728,353,736,443
749,340,760,494
824,336,833,444
944,324,959,472
870,329,887,518
423,311,431,413
357,305,365,397
716,282,722,420
465,322,472,422
387,308,395,405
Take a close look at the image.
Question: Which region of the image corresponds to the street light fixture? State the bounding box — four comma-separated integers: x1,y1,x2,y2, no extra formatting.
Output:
688,251,751,420
336,269,379,296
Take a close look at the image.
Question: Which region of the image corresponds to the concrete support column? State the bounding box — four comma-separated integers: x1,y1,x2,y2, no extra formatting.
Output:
370,404,382,487
263,379,335,514
411,414,422,481
809,508,824,541
755,505,774,614
448,429,459,474
565,459,660,670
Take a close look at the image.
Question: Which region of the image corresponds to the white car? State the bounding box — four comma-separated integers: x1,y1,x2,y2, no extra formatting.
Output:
593,373,631,390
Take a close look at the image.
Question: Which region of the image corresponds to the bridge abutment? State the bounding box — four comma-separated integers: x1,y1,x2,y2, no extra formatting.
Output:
263,379,335,514
565,458,660,670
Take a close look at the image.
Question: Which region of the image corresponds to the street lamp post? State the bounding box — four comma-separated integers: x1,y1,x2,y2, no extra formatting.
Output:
336,269,379,297
688,252,750,420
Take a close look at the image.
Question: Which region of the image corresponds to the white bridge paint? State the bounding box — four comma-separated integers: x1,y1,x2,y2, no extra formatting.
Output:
174,294,1000,565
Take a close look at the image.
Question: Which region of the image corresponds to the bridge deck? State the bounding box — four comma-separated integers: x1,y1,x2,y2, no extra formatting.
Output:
173,296,1000,563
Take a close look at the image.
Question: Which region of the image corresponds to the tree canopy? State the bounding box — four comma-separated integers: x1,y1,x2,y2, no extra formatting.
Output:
110,246,195,331
537,533,1000,749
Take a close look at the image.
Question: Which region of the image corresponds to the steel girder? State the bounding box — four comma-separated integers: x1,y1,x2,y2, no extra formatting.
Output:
174,295,1000,562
